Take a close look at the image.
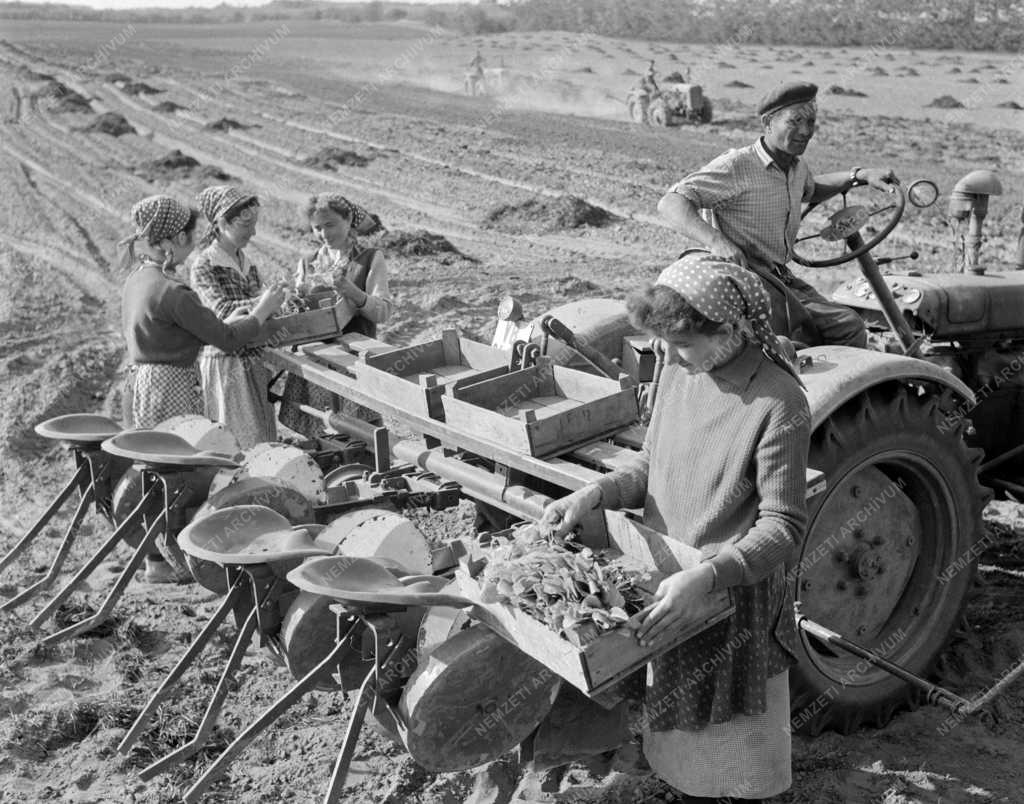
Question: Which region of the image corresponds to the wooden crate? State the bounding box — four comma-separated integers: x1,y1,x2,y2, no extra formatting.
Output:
441,361,639,457
455,510,734,698
256,305,350,348
621,335,657,384
354,329,511,418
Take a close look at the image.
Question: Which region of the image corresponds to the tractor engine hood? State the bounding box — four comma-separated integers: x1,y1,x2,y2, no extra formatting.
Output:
832,271,1024,339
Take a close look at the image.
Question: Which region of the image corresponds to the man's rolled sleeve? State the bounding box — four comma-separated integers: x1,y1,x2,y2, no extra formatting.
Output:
669,152,742,213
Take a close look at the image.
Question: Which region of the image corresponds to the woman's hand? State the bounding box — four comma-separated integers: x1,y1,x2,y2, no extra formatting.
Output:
252,282,288,323
334,275,368,307
224,307,250,323
633,564,715,647
537,484,602,538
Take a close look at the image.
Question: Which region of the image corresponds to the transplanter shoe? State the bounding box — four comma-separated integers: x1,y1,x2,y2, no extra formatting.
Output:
142,556,191,584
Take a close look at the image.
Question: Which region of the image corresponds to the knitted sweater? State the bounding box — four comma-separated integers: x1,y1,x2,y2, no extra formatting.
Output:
596,341,810,727
122,263,262,366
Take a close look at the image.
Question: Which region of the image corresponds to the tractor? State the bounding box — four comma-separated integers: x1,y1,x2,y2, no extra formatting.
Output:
627,78,713,126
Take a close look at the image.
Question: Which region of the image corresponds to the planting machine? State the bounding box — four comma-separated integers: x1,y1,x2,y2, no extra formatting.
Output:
4,168,1024,800
626,77,713,126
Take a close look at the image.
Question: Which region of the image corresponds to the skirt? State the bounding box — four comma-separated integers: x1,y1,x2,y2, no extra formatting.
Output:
643,671,791,799
125,363,202,430
199,352,277,450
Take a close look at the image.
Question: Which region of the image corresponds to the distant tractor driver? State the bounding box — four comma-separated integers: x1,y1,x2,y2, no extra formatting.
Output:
659,81,900,348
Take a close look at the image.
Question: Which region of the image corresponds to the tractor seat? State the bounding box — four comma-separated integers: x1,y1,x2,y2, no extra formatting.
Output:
287,556,472,610
35,413,122,446
178,505,331,566
102,430,240,469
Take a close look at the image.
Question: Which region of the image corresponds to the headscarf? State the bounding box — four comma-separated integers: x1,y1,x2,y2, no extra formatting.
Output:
307,193,382,236
197,185,257,224
656,251,804,386
118,195,191,271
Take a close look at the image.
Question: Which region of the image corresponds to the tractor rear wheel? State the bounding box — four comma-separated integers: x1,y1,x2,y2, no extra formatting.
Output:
650,104,668,126
790,384,987,735
628,99,645,124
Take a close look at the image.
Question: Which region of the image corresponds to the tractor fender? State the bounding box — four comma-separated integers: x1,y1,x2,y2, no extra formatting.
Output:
800,345,974,430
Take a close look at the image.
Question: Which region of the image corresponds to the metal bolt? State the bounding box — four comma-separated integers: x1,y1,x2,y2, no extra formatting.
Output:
837,580,848,591
855,586,868,597
906,535,916,547
851,485,863,498
801,580,812,591
836,550,849,563
853,528,864,540
912,606,921,616
872,535,884,547
857,625,867,636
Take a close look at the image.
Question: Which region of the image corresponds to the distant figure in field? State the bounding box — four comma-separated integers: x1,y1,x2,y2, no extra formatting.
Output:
467,49,486,95
641,59,660,95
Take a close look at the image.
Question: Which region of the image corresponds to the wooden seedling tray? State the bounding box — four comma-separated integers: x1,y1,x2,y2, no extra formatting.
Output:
354,329,510,418
257,304,351,348
441,361,639,457
455,511,734,699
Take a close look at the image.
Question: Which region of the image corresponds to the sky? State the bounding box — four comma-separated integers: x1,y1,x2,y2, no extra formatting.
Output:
0,0,458,9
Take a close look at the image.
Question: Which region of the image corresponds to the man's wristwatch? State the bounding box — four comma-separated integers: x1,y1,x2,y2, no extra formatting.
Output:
849,166,864,187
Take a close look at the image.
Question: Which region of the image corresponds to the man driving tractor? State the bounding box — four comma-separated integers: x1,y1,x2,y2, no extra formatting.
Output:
658,81,899,348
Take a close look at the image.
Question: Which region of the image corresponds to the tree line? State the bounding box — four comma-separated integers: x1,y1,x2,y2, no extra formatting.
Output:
1,0,1021,52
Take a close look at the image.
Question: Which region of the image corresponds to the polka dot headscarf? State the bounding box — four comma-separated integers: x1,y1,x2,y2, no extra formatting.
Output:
656,251,803,385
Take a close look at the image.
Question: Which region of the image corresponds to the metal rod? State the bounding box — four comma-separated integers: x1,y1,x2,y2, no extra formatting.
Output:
138,607,260,780
294,401,553,520
798,615,971,713
37,505,164,646
117,577,247,755
0,462,87,575
987,478,1024,497
322,636,407,804
1,483,94,611
980,442,1024,475
28,481,161,629
182,621,363,804
850,232,920,355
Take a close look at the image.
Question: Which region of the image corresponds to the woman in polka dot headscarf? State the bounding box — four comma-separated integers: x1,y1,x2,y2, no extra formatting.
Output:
540,251,810,801
119,195,286,581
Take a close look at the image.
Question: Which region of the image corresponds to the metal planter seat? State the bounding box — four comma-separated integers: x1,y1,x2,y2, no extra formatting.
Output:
1,414,128,613
120,504,330,780
29,430,238,645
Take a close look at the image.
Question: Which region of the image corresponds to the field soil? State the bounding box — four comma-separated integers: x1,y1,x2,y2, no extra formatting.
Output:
0,20,1022,804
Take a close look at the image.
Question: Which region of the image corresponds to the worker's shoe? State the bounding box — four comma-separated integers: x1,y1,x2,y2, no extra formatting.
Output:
142,556,191,584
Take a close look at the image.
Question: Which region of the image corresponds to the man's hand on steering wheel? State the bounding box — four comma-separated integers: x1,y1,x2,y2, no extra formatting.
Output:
858,168,900,193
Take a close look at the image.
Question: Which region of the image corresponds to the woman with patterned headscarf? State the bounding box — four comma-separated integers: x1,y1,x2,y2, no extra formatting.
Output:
539,251,809,803
190,185,289,449
120,194,286,582
279,193,390,434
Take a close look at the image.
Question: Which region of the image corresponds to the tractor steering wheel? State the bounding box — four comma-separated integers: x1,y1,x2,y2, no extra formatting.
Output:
792,182,906,268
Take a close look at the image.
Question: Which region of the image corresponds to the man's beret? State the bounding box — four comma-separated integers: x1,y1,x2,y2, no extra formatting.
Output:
757,81,818,116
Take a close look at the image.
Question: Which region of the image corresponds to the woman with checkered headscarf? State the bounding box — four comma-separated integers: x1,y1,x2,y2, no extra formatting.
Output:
119,195,286,582
539,251,810,801
279,193,391,435
189,185,288,449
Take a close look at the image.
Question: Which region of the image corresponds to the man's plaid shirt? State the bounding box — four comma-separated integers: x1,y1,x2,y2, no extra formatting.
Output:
190,242,264,358
669,138,815,271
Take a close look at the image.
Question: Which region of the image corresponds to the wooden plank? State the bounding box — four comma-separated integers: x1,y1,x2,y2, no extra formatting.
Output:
440,328,461,365
265,348,599,490
365,340,447,376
